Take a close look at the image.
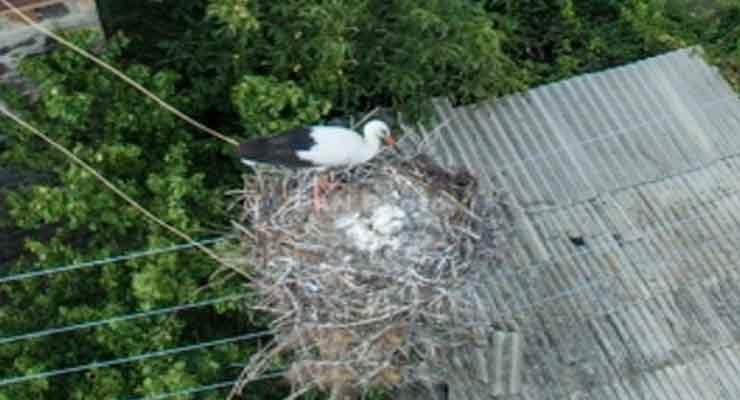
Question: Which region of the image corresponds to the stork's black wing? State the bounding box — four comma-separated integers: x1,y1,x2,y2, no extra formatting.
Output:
238,126,317,168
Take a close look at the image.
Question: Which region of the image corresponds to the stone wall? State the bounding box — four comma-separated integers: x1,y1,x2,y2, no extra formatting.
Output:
0,0,101,83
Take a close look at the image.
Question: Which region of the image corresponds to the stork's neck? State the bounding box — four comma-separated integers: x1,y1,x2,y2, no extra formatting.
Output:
363,131,382,156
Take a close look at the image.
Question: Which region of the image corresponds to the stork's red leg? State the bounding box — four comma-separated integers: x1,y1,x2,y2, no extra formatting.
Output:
317,175,331,191
313,174,339,213
313,176,323,212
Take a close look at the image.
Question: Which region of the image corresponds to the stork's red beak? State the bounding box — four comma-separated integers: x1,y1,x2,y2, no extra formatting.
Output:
383,135,396,146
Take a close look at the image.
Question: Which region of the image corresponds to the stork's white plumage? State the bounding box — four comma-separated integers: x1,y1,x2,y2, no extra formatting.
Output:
238,119,395,169
238,119,395,211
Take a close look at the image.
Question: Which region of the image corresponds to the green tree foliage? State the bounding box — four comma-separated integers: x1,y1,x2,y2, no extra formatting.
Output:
232,76,332,134
102,0,522,122
620,0,740,89
483,0,648,83
0,31,285,399
1,0,739,399
483,0,740,88
99,0,739,123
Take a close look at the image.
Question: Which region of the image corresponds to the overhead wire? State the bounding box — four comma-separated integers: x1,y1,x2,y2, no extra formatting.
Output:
0,2,336,397
125,380,235,400
0,330,274,387
121,371,285,400
0,0,239,147
0,293,250,345
2,112,736,381
0,236,227,284
0,107,250,280
2,171,737,388
6,1,740,395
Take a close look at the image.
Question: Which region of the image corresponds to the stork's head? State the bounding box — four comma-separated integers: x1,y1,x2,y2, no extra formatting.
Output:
362,119,396,148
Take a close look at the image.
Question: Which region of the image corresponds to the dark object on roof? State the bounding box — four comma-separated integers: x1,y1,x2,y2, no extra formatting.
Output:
569,235,586,247
397,48,740,399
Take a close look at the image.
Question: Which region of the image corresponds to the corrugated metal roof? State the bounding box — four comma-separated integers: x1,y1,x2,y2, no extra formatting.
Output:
399,48,740,399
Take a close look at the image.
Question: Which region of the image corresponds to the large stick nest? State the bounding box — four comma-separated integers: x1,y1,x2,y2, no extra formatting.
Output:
227,148,503,399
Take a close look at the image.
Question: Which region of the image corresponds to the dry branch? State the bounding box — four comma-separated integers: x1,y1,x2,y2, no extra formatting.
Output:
226,147,504,399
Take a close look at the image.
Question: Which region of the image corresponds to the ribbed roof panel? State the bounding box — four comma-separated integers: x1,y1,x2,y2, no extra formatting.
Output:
399,48,740,399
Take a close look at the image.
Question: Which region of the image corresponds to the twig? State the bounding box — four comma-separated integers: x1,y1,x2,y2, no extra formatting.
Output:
351,107,381,129
229,146,503,397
